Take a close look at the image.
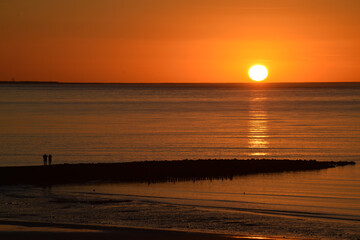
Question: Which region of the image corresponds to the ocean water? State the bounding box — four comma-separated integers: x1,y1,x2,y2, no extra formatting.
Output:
0,82,359,239
0,82,359,165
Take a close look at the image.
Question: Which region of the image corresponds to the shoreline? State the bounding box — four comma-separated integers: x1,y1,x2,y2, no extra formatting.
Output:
0,219,303,240
0,159,355,185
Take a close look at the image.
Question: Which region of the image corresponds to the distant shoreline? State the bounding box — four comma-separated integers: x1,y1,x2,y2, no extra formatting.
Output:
0,159,355,186
0,81,359,86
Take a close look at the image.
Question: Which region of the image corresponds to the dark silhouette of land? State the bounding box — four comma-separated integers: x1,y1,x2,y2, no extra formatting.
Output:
0,159,355,185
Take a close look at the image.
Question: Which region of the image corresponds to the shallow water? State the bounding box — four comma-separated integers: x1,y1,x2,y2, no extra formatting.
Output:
0,164,359,239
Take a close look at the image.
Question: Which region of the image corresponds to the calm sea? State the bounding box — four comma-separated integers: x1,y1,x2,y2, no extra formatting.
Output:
0,82,359,239
0,82,359,165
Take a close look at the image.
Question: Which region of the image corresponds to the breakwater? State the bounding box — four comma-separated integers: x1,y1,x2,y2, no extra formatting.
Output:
0,159,355,185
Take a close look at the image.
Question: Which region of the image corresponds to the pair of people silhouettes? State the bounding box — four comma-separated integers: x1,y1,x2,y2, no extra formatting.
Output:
43,154,52,166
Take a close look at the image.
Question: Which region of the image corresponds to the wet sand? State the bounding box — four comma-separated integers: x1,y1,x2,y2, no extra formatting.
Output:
0,220,299,240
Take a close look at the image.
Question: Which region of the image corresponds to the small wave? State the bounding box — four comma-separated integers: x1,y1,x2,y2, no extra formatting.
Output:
70,190,360,222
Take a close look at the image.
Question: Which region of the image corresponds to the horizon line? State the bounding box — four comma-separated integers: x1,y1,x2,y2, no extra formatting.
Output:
1,81,359,85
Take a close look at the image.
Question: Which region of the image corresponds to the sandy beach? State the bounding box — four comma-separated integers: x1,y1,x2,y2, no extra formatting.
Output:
0,220,292,240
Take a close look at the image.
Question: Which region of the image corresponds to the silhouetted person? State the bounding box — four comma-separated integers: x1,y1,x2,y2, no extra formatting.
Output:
43,154,47,166
48,154,52,165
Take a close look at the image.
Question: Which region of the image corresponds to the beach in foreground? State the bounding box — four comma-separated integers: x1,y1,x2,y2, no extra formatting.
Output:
0,163,359,240
0,220,302,240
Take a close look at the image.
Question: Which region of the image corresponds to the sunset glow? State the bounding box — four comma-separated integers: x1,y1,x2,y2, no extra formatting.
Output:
0,1,359,239
0,0,359,83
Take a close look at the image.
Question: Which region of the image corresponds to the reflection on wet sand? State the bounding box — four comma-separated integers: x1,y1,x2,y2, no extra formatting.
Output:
248,93,268,157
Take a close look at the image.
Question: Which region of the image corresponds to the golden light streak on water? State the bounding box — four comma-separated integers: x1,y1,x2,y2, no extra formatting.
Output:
248,93,268,156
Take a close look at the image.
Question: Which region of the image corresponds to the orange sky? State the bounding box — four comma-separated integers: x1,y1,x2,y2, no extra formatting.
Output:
0,0,359,83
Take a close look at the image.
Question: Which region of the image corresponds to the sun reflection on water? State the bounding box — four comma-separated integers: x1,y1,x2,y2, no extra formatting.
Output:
248,93,268,156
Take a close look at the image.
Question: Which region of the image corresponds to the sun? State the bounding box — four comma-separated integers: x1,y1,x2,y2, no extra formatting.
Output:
249,65,268,81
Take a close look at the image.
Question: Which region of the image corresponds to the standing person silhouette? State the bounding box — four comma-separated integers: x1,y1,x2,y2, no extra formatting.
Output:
48,154,52,166
43,154,47,166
